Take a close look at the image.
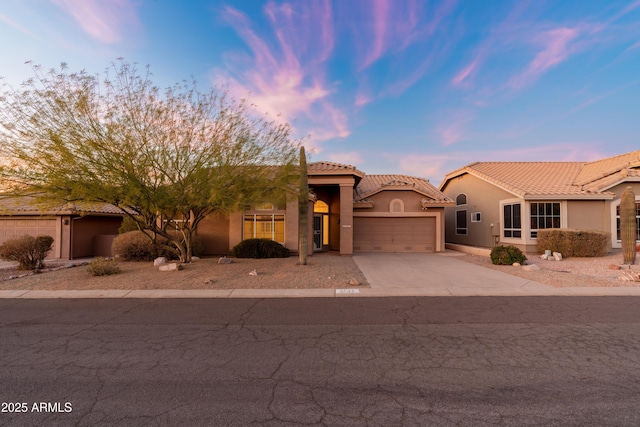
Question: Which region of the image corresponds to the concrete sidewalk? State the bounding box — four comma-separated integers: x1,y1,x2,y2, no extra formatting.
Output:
1,253,640,298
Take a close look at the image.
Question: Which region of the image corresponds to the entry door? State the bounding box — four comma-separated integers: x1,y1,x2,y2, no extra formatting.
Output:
313,215,322,251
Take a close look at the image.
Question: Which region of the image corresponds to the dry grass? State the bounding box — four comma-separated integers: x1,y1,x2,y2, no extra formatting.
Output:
0,253,369,291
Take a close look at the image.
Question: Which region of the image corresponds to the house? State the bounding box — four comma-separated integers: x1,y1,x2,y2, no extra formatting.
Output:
438,150,640,253
0,161,453,259
0,198,124,259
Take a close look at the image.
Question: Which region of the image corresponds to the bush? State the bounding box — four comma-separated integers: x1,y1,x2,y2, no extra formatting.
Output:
112,231,204,261
118,216,141,234
490,245,527,265
536,229,608,257
0,235,54,270
87,257,120,276
232,238,290,258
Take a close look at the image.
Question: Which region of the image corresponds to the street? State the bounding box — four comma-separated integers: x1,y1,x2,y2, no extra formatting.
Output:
1,297,640,426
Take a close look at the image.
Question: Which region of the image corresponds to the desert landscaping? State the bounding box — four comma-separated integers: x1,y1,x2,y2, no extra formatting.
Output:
0,250,639,291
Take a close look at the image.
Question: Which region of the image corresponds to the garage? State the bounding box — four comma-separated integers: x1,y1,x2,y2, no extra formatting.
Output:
0,217,58,244
353,216,436,252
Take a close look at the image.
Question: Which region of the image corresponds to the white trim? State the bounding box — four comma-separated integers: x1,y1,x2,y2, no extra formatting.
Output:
456,209,468,235
610,196,640,249
471,212,481,222
499,198,524,243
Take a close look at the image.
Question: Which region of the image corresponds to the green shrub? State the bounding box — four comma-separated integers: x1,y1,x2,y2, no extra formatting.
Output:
536,229,608,257
118,216,141,234
232,238,290,258
87,257,120,276
490,245,527,265
0,235,54,270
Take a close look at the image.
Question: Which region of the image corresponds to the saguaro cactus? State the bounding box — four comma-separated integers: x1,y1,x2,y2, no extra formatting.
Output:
298,146,308,265
620,186,637,265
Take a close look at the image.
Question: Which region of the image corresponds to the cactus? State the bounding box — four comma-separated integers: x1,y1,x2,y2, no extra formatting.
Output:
298,146,308,265
620,186,637,265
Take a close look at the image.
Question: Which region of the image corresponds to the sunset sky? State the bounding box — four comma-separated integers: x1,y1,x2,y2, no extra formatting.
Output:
1,0,639,182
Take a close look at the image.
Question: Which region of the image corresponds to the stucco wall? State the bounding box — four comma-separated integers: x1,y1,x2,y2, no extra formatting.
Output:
71,216,123,258
566,200,607,231
364,190,428,213
441,174,514,248
198,212,230,255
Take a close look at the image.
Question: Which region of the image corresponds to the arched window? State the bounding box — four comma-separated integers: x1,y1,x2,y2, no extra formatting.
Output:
456,194,467,205
390,199,404,213
314,200,329,213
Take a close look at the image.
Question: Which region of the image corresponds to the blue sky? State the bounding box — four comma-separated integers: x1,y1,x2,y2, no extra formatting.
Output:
1,0,639,182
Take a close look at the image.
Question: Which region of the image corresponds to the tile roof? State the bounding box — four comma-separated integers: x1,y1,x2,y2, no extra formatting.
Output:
308,161,365,177
355,174,454,204
0,196,124,216
440,150,640,199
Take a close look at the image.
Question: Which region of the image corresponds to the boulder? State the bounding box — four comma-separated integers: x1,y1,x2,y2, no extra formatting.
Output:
248,269,258,276
608,264,622,270
553,252,563,261
218,256,234,265
159,263,183,272
347,278,361,286
153,257,167,267
512,262,521,267
540,254,549,260
522,264,540,271
191,256,200,262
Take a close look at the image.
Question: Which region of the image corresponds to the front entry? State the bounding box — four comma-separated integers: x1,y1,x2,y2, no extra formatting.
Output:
313,215,322,251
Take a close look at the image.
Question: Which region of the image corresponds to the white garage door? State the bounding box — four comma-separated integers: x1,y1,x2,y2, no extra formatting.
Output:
353,217,436,253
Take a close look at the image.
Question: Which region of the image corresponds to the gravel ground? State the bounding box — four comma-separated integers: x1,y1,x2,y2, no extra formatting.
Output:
1,250,638,290
0,253,369,291
458,250,640,288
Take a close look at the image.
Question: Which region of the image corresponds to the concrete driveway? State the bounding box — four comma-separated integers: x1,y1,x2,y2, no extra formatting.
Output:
353,252,555,296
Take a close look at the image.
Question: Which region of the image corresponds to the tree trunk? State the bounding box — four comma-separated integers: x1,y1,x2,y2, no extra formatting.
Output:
298,146,308,265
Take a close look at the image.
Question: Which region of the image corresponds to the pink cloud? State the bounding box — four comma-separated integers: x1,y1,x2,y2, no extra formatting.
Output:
508,27,580,89
434,109,475,146
451,57,479,88
0,13,38,39
359,0,392,69
217,1,347,145
51,0,139,44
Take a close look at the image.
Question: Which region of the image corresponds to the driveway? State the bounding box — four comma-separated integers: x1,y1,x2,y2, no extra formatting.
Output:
353,252,554,296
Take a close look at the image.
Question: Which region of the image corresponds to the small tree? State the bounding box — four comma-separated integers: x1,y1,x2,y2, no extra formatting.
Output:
0,61,300,262
298,146,309,265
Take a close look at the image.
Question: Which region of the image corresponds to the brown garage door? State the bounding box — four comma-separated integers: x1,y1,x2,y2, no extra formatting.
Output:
353,217,436,253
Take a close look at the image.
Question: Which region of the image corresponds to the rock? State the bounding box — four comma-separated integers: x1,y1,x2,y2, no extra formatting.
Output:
153,257,167,267
347,278,360,286
512,262,521,267
553,252,563,261
191,256,200,262
522,264,540,271
540,254,549,260
249,269,258,276
218,256,234,265
619,271,640,282
608,264,622,270
159,263,183,271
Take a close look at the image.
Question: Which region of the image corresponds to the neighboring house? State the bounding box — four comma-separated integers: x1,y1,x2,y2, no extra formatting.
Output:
0,161,453,259
200,161,454,255
0,198,124,259
438,150,640,253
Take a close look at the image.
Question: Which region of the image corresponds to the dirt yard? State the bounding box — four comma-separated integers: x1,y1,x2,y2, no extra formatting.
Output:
0,253,369,291
0,250,638,291
458,250,640,288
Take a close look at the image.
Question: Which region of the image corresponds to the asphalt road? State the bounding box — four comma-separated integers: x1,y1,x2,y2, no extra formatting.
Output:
1,296,640,426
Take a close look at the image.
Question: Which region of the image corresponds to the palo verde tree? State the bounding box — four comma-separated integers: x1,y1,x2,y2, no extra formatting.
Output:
0,60,300,262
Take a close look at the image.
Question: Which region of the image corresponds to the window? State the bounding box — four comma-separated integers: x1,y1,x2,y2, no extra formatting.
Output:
503,203,522,238
456,194,467,205
530,202,561,238
616,202,640,242
456,210,467,235
243,214,285,243
390,199,404,213
471,212,481,222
